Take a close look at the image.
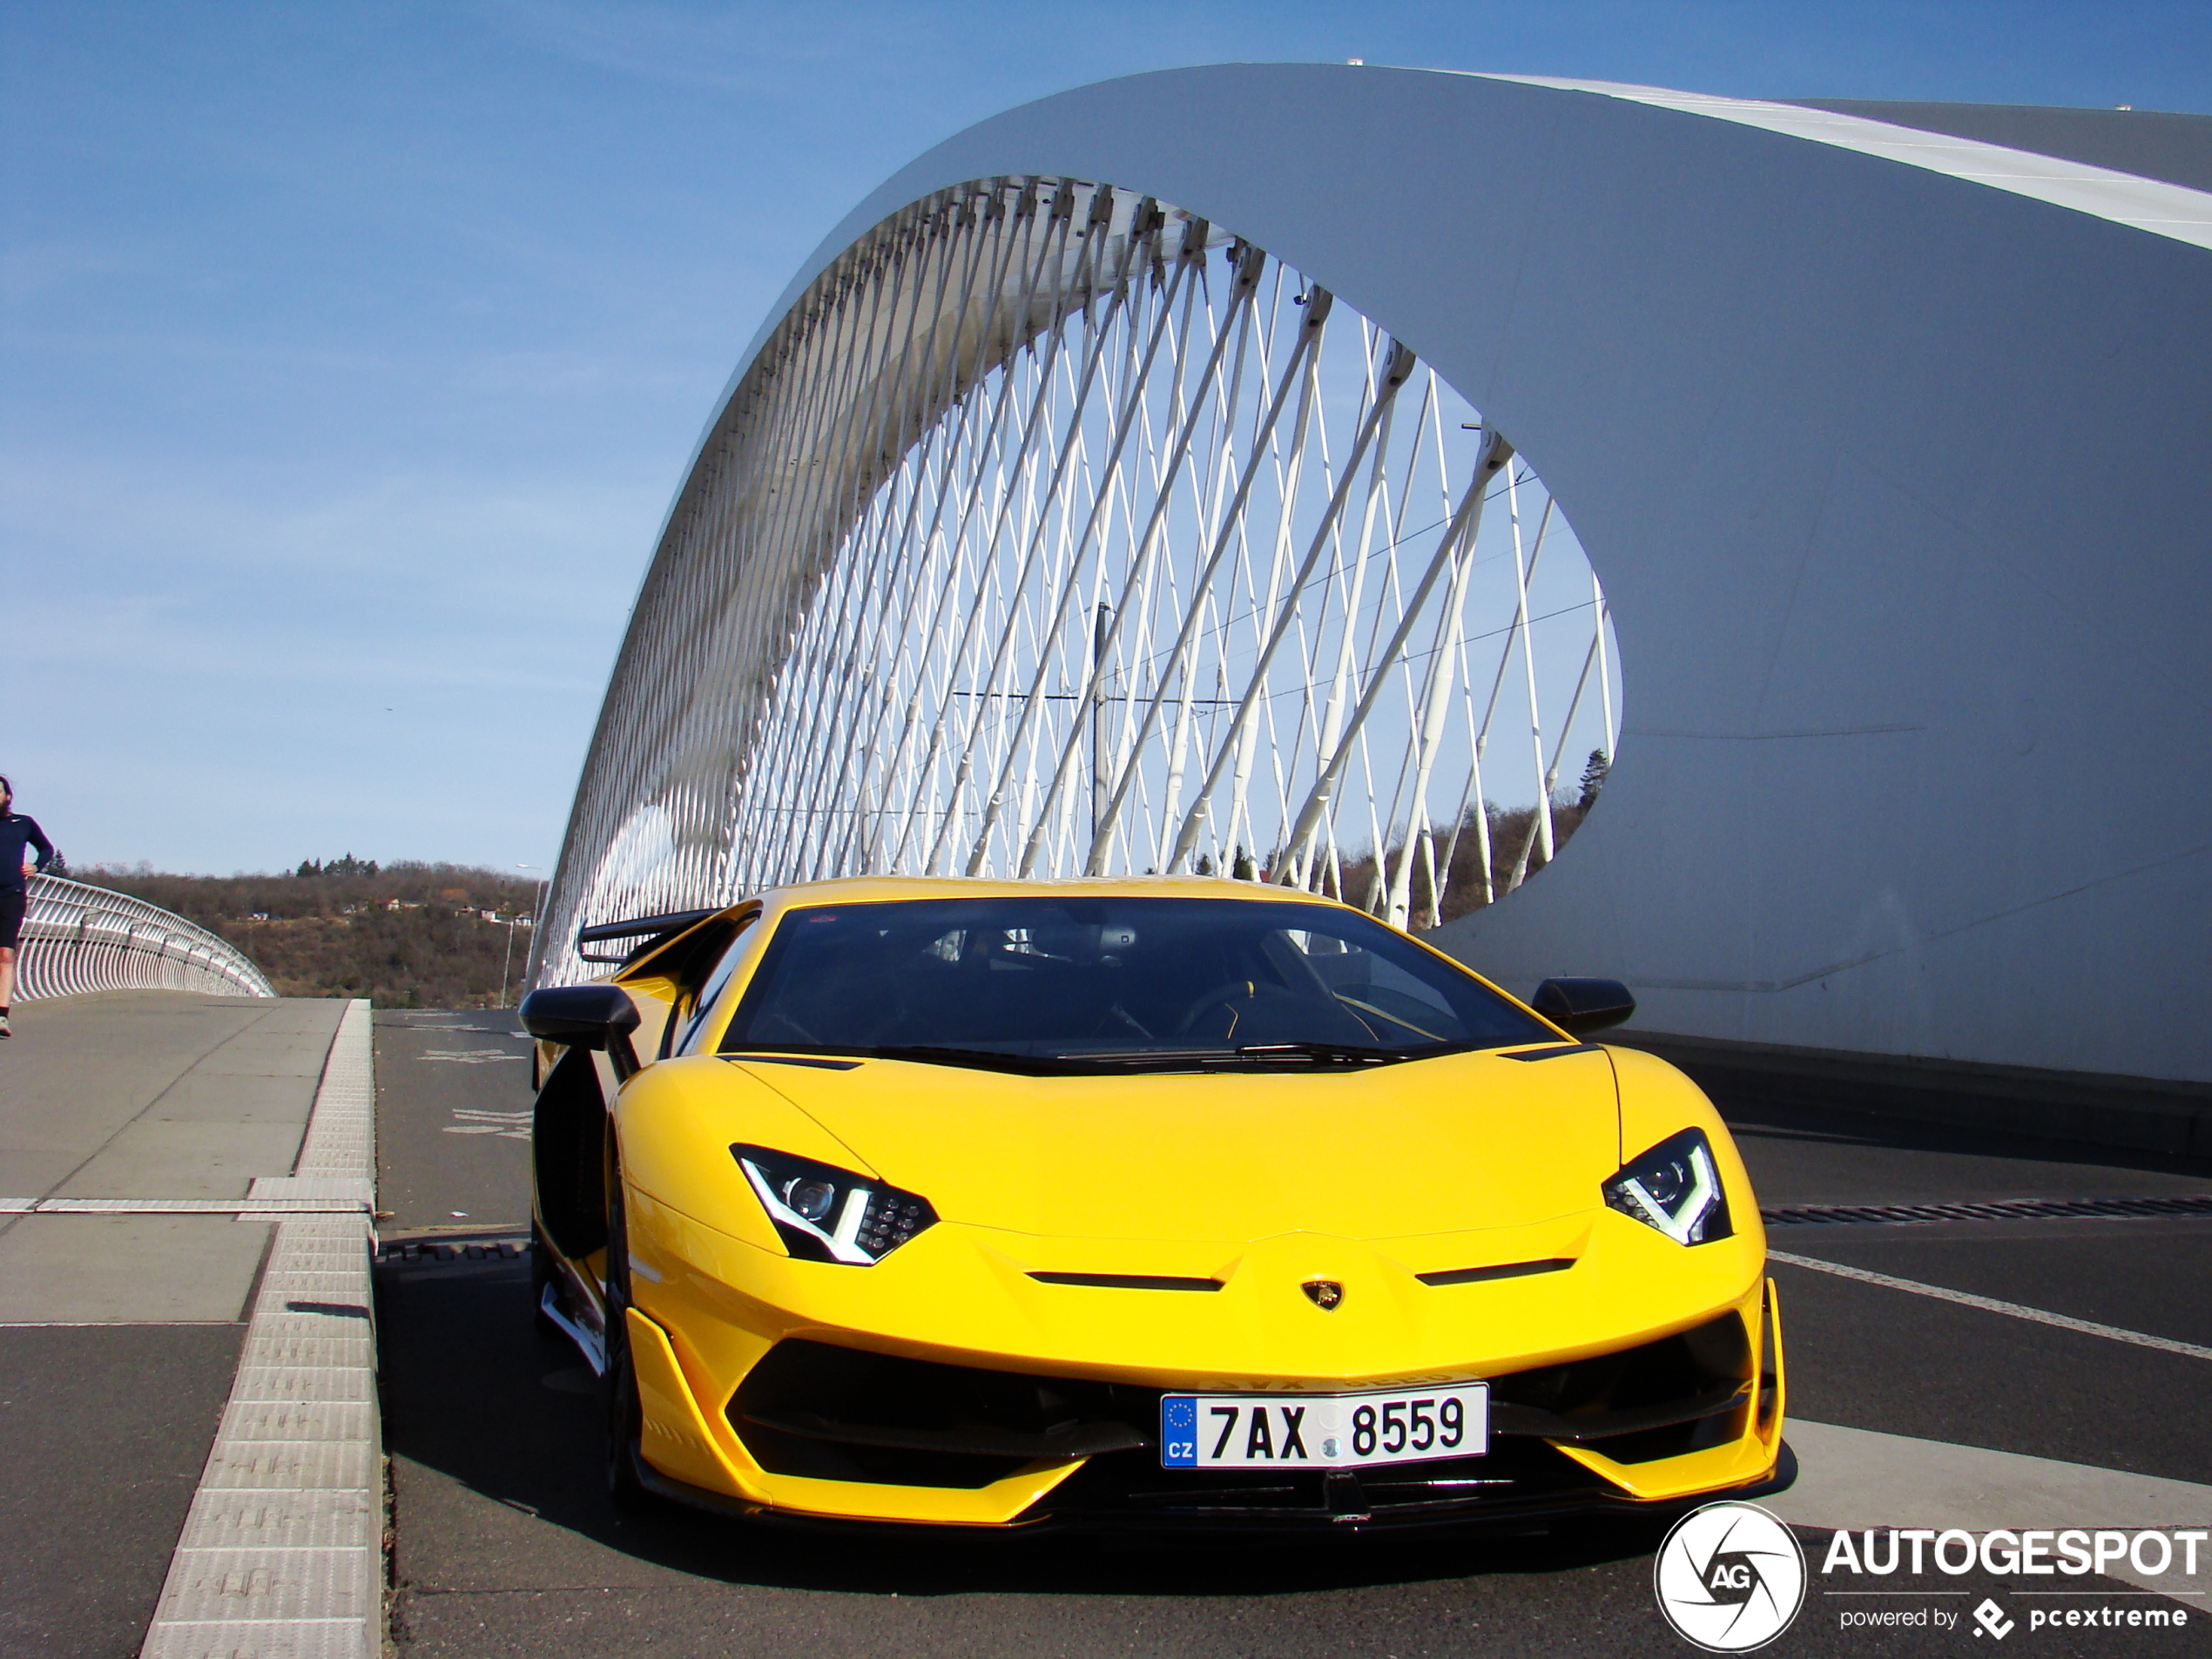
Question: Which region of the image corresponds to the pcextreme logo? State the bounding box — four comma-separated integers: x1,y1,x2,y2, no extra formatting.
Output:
1654,1501,1809,1652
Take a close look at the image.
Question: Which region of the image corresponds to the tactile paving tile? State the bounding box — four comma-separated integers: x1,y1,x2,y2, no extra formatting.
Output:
253,1310,374,1335
199,1440,375,1493
141,1001,383,1659
217,1401,377,1443
260,1281,374,1301
246,1177,375,1204
258,1257,372,1278
226,1366,376,1405
238,1336,372,1370
140,1616,373,1659
267,1231,374,1248
150,1547,377,1624
175,1490,379,1554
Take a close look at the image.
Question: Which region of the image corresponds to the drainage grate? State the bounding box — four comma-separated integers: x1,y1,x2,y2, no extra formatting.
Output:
1762,1195,2212,1228
378,1238,531,1264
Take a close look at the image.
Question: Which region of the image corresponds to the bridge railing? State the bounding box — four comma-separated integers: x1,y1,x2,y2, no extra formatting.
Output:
12,873,275,1000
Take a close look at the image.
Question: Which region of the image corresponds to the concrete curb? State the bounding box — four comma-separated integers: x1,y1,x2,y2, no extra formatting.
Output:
139,999,382,1659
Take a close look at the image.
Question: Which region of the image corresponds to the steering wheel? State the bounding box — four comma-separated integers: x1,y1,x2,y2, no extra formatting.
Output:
1172,980,1308,1046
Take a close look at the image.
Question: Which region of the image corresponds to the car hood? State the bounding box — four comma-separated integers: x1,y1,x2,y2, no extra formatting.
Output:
729,1047,1620,1244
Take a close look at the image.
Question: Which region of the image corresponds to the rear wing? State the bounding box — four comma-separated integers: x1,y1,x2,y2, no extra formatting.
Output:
575,907,725,966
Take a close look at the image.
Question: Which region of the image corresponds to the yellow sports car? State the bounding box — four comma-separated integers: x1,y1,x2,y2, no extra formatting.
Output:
521,876,1787,1532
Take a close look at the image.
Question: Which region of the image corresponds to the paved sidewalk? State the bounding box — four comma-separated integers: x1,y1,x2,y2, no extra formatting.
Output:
0,991,350,1659
0,991,345,1322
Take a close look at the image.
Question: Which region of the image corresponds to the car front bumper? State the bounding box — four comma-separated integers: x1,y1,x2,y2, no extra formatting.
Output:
613,1190,1791,1532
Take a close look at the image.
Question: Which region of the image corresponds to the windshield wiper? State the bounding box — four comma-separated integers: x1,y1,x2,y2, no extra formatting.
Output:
1229,1042,1408,1068
731,1042,1422,1077
1056,1042,1416,1071
860,1044,1111,1077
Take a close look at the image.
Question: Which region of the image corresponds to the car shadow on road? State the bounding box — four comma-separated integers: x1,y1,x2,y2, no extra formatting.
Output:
1716,1089,2212,1200
375,1251,1667,1598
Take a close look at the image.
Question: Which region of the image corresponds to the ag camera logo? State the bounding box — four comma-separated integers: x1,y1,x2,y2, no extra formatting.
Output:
1654,1501,1807,1651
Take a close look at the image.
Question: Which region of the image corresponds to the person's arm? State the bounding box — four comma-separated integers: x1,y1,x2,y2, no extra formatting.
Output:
24,818,54,873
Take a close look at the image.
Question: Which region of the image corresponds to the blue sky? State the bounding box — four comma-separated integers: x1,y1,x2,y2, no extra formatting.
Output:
4,1,2208,875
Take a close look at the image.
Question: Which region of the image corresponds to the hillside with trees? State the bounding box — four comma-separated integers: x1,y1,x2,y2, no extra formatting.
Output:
1222,752,1608,927
83,859,543,1008
1331,799,1588,928
78,755,1608,1006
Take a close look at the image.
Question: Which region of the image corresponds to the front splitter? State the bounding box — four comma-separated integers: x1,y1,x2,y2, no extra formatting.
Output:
626,1438,1798,1541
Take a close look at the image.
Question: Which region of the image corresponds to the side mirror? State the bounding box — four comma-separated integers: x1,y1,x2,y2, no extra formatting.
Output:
1531,977,1636,1036
521,983,643,1078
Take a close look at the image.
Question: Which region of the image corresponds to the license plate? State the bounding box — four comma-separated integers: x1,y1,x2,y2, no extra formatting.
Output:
1159,1384,1487,1469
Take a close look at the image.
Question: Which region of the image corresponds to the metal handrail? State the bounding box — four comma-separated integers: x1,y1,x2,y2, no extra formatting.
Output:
12,873,275,1001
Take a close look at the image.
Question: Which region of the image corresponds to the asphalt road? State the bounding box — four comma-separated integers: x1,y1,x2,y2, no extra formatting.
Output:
374,1021,2212,1656
374,1008,536,1231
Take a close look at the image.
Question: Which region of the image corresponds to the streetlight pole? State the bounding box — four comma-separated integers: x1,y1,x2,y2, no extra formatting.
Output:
499,918,518,1009
502,864,544,1010
520,864,548,932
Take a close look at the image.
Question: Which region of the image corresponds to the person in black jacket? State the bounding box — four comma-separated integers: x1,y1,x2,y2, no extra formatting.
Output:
0,775,57,1037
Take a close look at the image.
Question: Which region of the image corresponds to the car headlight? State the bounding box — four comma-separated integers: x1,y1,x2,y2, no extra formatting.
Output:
732,1143,937,1264
1602,1128,1734,1244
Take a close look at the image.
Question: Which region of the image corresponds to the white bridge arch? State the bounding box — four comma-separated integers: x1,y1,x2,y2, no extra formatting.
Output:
540,66,2212,1085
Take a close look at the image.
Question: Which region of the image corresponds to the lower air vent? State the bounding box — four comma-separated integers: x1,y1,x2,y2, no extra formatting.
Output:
1487,1310,1753,1462
731,1339,1157,1488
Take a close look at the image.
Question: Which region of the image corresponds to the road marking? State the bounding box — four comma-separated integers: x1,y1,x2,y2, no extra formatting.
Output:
0,1197,369,1215
1769,1250,2212,1361
445,1105,531,1140
0,1327,238,1336
419,1049,526,1064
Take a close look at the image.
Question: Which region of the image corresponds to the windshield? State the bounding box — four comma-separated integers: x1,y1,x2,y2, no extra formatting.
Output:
718,896,1555,1073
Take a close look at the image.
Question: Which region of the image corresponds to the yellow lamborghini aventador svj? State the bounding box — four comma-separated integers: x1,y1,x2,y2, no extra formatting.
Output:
520,877,1788,1532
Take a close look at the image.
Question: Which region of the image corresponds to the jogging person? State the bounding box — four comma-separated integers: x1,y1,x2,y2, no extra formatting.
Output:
0,775,57,1038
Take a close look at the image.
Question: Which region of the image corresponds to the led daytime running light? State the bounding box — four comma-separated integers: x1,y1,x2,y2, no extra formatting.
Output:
1603,1128,1733,1245
732,1143,936,1265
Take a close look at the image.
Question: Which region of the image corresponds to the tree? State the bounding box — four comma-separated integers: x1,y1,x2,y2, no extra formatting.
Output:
1577,749,1610,812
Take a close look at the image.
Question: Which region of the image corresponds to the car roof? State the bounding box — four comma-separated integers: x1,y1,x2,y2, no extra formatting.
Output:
745,874,1367,914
